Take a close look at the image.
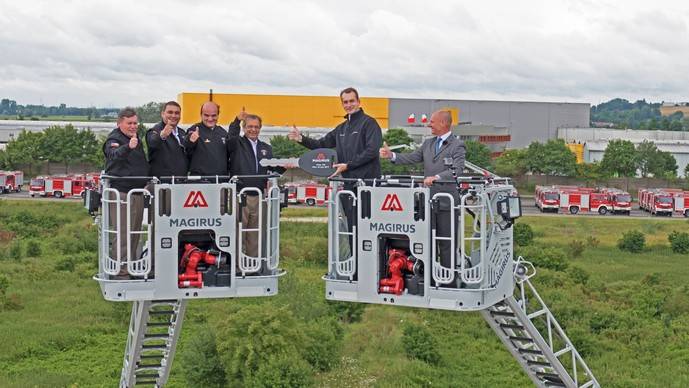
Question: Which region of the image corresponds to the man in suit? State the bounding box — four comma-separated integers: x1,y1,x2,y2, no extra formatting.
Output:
380,110,466,285
146,101,188,179
228,114,287,260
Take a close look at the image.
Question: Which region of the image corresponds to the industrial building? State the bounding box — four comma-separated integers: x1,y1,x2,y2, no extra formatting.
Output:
1,93,590,151
558,128,689,177
178,93,590,149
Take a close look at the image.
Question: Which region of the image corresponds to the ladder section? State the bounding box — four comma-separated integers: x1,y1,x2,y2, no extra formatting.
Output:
120,300,187,387
480,271,599,388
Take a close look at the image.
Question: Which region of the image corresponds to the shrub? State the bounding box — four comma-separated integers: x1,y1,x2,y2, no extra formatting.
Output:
246,354,314,388
328,301,366,323
585,235,600,248
618,230,645,253
401,322,440,365
516,245,569,271
568,239,586,258
26,240,42,257
216,305,306,386
9,241,22,260
179,328,226,388
55,257,76,272
568,266,590,285
0,274,8,296
668,231,689,254
301,318,342,372
513,223,534,246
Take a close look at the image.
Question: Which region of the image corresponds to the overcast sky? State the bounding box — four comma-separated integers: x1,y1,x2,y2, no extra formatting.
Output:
1,0,688,107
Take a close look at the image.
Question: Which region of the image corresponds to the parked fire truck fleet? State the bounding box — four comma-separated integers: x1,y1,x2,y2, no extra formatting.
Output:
536,184,689,217
28,173,100,198
535,185,633,215
0,170,24,193
638,188,689,217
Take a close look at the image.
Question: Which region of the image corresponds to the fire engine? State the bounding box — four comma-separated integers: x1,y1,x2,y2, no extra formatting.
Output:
670,191,689,217
285,181,329,206
324,161,599,387
30,174,98,198
0,170,23,193
598,188,632,215
638,188,674,216
534,185,560,212
85,174,285,387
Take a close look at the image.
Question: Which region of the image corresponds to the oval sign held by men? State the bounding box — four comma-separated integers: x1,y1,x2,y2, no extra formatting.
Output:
298,148,338,177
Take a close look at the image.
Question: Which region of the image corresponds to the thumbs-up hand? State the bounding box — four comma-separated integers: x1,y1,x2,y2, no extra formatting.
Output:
379,141,392,159
189,129,200,143
129,136,138,149
237,106,247,121
288,125,302,142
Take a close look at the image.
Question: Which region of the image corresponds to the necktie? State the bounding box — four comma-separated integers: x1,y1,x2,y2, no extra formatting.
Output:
435,137,443,155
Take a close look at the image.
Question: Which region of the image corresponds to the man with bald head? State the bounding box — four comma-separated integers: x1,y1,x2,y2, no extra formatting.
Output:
380,110,465,286
185,101,244,176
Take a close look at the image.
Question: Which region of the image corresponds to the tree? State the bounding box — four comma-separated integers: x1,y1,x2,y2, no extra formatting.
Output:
136,101,165,123
493,149,528,177
269,135,308,158
655,151,677,178
525,141,546,174
576,161,605,181
600,139,637,177
465,140,492,169
526,139,576,176
382,128,417,175
684,163,689,178
4,129,46,175
635,140,660,178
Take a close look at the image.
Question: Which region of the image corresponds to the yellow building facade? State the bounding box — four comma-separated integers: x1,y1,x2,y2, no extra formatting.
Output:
660,104,689,117
178,92,389,128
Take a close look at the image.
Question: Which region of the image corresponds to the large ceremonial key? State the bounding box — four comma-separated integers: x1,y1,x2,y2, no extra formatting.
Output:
260,148,337,177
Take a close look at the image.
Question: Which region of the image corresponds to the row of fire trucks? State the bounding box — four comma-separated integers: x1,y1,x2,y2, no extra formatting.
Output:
29,173,100,198
0,170,24,193
534,185,633,215
638,188,689,217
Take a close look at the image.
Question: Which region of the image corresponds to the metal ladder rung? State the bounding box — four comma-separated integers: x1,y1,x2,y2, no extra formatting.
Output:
136,380,159,385
148,310,175,315
136,373,161,378
527,360,552,367
139,354,165,359
509,335,534,342
553,346,572,358
527,309,547,319
144,333,171,339
518,348,543,355
142,344,169,350
500,323,525,330
490,310,515,317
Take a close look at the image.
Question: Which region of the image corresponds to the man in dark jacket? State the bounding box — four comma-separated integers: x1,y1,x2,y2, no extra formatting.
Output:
185,101,242,176
228,114,286,260
288,87,382,270
146,101,187,179
288,87,382,180
103,107,150,278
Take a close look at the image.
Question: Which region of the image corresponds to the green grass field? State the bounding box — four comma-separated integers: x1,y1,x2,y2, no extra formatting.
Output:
0,200,688,387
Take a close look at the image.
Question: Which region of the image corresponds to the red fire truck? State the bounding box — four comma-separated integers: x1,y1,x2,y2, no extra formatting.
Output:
638,189,674,216
534,185,560,212
0,170,24,193
558,188,611,215
284,181,329,206
29,175,94,198
598,188,632,215
670,191,689,217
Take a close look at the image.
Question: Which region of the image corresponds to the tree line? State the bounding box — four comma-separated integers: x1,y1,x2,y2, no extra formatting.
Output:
0,125,102,175
591,98,688,131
